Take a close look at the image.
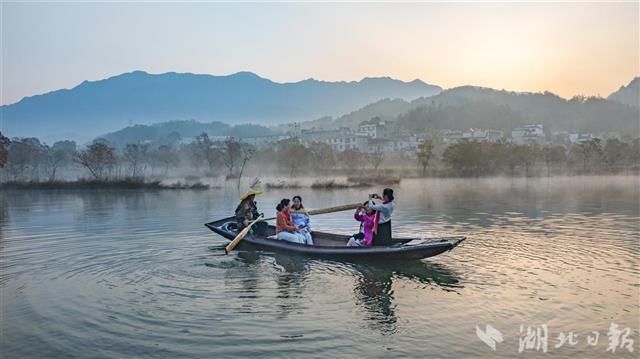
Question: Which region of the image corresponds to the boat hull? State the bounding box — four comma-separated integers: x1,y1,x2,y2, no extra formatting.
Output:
205,217,465,260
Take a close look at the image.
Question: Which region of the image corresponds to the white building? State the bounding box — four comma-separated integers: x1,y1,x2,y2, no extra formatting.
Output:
391,135,425,152
462,129,505,143
511,124,545,144
326,134,369,152
240,134,291,149
300,128,351,144
358,120,389,139
441,130,464,144
300,128,369,152
366,138,394,153
568,133,597,144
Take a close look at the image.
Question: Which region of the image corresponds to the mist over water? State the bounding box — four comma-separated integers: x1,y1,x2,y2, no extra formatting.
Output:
1,176,638,358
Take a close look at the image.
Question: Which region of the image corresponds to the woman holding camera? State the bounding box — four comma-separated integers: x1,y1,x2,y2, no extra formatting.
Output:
368,188,395,246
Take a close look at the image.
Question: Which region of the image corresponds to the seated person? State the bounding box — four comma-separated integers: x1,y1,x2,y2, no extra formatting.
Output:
290,195,313,245
275,198,307,244
235,189,266,234
347,202,376,247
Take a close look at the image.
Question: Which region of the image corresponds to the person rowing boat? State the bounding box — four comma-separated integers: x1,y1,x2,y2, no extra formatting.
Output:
235,189,267,235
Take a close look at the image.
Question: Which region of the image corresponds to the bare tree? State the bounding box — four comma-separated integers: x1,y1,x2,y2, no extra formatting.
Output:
309,142,336,172
573,138,603,172
5,139,32,180
276,139,311,177
416,140,434,176
193,133,221,173
222,137,242,178
516,142,540,177
75,142,116,179
603,138,628,171
5,138,46,181
339,149,364,172
156,145,179,177
123,143,149,178
368,144,385,171
542,145,566,177
236,145,255,191
45,140,76,181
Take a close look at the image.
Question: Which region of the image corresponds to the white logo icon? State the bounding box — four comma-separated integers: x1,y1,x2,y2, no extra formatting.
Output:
477,324,504,351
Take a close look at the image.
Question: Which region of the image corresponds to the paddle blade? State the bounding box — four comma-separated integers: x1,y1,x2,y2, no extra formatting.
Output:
225,215,264,255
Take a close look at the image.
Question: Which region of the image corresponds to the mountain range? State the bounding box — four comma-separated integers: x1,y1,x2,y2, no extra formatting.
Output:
2,71,638,144
0,71,441,142
292,80,639,135
608,77,639,109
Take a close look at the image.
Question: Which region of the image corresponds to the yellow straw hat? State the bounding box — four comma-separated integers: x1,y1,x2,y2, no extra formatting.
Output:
240,189,263,201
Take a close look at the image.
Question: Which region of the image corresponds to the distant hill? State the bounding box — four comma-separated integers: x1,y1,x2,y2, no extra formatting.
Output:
608,77,639,109
401,86,639,134
272,98,413,132
100,120,274,149
0,71,442,142
299,82,639,135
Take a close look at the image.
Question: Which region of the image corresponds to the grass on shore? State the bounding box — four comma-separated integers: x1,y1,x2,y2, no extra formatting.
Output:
264,175,402,190
346,175,401,186
0,178,210,190
265,181,302,189
310,179,353,189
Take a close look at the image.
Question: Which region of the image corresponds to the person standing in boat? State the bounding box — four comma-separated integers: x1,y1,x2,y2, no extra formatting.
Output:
275,198,307,244
368,188,395,246
290,195,313,245
235,189,265,233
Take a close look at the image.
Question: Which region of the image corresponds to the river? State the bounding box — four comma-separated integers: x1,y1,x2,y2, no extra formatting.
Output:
1,176,638,358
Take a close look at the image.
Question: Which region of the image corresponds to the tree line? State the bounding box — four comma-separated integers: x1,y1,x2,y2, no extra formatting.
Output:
430,138,640,177
1,131,639,183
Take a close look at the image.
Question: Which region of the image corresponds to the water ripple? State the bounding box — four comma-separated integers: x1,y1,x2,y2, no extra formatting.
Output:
1,177,638,358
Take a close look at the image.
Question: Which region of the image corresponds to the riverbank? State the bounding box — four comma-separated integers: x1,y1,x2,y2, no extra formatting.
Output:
2,172,637,191
265,175,402,189
0,178,211,190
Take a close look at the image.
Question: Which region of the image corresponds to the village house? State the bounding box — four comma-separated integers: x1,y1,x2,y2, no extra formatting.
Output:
300,128,369,152
358,118,390,139
462,129,505,142
239,134,292,149
440,129,464,144
511,124,545,144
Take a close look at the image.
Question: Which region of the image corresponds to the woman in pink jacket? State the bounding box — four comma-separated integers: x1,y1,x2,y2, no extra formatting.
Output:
347,202,377,247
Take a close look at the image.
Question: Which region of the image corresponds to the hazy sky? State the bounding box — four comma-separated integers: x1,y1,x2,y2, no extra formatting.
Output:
1,2,638,105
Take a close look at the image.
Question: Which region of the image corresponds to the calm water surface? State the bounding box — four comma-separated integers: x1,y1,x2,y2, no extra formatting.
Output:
1,177,638,358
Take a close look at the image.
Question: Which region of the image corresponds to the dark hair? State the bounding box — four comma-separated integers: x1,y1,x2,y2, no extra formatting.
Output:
361,200,376,214
383,188,394,201
276,198,290,212
292,195,304,209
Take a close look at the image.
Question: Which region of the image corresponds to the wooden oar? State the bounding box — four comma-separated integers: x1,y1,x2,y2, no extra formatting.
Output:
225,215,264,255
262,203,361,221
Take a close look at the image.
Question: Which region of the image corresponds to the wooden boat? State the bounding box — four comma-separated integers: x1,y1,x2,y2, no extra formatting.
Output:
205,217,465,260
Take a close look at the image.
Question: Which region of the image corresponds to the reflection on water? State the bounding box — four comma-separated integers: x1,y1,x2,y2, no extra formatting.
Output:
239,251,463,335
0,176,638,358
